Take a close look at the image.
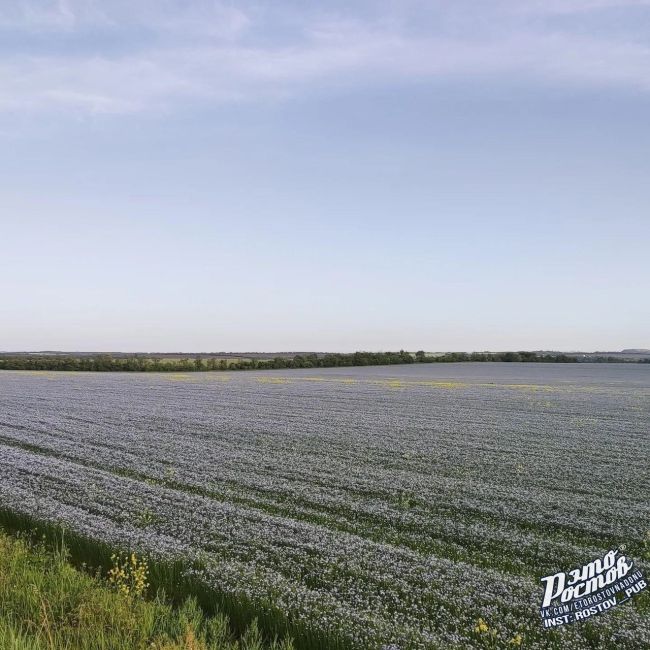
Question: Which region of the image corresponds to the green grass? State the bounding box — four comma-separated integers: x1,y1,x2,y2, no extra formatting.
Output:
0,508,348,650
0,528,295,650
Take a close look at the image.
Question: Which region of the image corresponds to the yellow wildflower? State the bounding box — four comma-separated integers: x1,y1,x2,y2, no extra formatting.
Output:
108,551,149,598
474,617,489,634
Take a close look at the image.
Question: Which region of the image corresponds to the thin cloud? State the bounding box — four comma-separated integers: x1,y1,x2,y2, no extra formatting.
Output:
1,1,649,114
514,0,650,14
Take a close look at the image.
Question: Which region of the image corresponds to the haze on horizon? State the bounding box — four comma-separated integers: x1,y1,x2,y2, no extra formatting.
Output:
1,1,649,353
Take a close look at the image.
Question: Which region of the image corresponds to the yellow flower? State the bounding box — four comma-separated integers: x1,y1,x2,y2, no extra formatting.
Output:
107,551,149,599
474,618,489,634
509,634,523,646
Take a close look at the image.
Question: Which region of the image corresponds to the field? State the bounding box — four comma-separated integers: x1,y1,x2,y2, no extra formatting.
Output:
0,364,648,648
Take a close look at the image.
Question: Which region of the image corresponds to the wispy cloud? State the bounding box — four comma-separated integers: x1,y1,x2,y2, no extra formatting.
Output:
1,1,649,114
514,0,650,14
0,0,250,35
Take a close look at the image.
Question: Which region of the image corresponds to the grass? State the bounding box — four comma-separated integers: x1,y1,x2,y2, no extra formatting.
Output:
0,508,348,650
0,527,294,650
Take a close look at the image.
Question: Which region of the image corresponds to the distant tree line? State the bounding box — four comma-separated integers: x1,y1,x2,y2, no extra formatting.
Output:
0,350,645,372
0,351,412,372
416,351,579,363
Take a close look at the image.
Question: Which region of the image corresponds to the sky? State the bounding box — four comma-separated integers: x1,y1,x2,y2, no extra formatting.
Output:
1,0,649,352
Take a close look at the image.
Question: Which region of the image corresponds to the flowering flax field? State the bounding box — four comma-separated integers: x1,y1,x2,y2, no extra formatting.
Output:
0,363,648,649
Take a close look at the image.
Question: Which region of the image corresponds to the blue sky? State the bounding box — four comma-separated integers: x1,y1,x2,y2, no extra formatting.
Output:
1,0,649,352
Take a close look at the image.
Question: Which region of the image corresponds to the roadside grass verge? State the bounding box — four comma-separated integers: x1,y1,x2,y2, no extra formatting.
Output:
0,526,295,650
0,508,332,650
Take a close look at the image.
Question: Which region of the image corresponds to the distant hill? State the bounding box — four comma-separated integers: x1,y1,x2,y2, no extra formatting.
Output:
0,351,311,359
540,350,650,361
